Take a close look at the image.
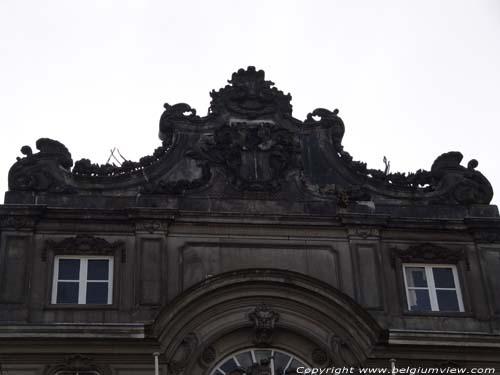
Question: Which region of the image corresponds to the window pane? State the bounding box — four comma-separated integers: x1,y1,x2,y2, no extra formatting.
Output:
87,259,109,280
408,289,431,311
56,282,79,303
86,282,108,304
433,267,455,288
58,259,80,280
255,350,272,363
405,267,428,287
235,351,254,368
436,289,460,311
287,359,305,373
220,358,238,373
274,351,291,373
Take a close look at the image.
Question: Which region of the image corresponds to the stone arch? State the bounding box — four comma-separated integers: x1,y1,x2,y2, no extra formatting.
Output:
151,269,384,374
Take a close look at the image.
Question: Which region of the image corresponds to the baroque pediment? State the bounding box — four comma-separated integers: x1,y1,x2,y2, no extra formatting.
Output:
6,66,494,214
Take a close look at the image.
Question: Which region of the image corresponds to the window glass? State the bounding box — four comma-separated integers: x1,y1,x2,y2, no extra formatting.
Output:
53,256,112,305
58,259,80,280
403,264,463,313
220,358,238,373
287,359,303,373
432,267,455,288
273,351,291,372
86,282,108,304
56,282,79,304
408,289,431,311
87,259,109,280
235,351,253,368
436,289,460,311
405,267,427,288
255,350,272,363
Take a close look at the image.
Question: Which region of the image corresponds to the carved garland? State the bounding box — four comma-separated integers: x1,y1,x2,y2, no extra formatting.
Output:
42,234,126,262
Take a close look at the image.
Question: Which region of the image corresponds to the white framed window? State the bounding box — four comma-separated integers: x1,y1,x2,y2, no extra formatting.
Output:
403,264,464,312
52,256,113,304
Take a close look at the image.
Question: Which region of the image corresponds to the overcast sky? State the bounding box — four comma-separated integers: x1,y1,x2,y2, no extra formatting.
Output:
1,0,499,206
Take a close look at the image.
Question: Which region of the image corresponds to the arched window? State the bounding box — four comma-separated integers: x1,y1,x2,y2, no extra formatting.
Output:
210,348,310,375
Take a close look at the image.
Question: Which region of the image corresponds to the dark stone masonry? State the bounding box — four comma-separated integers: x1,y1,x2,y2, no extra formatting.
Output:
1,67,499,374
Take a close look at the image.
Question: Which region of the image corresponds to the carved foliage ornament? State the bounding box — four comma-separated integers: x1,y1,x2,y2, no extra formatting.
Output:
336,149,493,205
73,141,171,177
391,243,468,269
249,304,280,345
43,235,126,262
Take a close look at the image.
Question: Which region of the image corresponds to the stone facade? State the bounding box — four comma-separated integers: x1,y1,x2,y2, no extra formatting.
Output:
1,67,500,374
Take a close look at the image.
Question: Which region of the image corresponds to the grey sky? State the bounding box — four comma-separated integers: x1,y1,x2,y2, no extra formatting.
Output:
1,0,499,205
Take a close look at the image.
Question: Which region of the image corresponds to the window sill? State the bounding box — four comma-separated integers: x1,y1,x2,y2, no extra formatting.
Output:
403,310,472,318
45,303,117,310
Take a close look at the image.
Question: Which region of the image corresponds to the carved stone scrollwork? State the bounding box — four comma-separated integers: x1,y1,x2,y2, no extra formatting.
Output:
9,138,75,193
249,304,280,346
391,243,468,270
336,149,493,205
428,152,493,205
159,103,202,143
5,66,494,208
168,332,199,375
304,108,345,150
43,235,126,262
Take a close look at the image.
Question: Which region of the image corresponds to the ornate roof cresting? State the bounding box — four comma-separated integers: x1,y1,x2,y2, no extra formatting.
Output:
6,66,494,214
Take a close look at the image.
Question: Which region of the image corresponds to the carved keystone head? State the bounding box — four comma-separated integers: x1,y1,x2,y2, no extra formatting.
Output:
249,304,280,345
